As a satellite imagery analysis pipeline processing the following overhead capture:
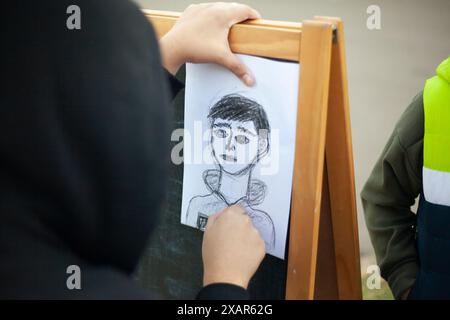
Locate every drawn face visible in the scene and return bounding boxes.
[211,118,266,175]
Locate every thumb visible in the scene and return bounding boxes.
[220,52,255,86]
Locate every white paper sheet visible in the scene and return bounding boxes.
[180,54,300,259]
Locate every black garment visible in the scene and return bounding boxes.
[0,0,247,299]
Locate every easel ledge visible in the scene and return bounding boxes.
[143,9,362,300]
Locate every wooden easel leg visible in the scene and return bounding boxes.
[314,163,339,299]
[315,16,362,300]
[286,20,333,300]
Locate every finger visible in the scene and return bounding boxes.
[184,3,212,15]
[220,52,255,86]
[231,207,251,225]
[205,215,217,232]
[197,3,215,7]
[208,211,222,224]
[229,204,247,215]
[227,3,261,25]
[204,214,217,231]
[204,207,226,230]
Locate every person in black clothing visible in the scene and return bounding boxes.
[0,1,265,299]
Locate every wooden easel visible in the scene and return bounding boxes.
[143,10,362,300]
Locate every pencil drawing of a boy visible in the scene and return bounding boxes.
[186,94,275,249]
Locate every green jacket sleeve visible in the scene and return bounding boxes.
[361,92,424,299]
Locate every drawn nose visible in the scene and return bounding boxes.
[226,135,235,151]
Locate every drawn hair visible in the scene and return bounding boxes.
[207,94,270,139]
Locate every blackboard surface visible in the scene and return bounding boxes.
[137,67,287,299]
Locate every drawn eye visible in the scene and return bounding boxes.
[214,129,228,138]
[235,135,250,144]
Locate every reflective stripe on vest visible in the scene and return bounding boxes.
[423,56,450,206]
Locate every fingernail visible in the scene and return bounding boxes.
[243,74,255,86]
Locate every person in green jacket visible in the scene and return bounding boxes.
[361,56,450,300]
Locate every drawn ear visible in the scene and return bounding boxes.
[258,137,269,156]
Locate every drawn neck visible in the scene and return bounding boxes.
[218,170,251,205]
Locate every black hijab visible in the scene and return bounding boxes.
[0,0,170,298]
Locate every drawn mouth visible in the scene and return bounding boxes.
[221,154,237,162]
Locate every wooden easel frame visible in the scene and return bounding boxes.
[143,10,362,300]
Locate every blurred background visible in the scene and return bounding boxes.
[135,0,450,299]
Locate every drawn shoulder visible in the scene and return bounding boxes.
[185,193,226,227]
[246,206,276,250]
